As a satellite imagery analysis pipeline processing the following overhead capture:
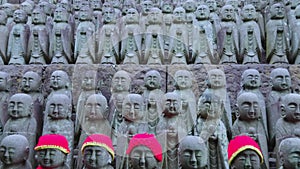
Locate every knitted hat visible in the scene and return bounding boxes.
[126,133,163,162]
[81,134,115,160]
[228,135,263,165]
[34,134,70,154]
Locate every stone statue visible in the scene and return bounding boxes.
[142,70,164,102]
[42,94,74,168]
[144,8,164,65]
[183,0,196,51]
[81,134,115,169]
[145,91,163,134]
[0,135,32,169]
[266,3,290,64]
[0,11,8,65]
[36,1,54,30]
[139,0,154,34]
[34,134,70,169]
[238,69,268,137]
[267,68,291,149]
[228,135,264,169]
[126,133,163,169]
[277,137,300,169]
[225,0,242,25]
[50,7,73,64]
[173,70,196,133]
[192,4,217,64]
[206,0,221,34]
[218,5,239,64]
[291,5,300,64]
[156,92,188,169]
[161,0,174,51]
[74,6,96,64]
[178,136,208,169]
[204,69,232,139]
[20,0,34,27]
[194,91,229,169]
[1,3,16,32]
[122,0,136,16]
[0,71,9,124]
[239,4,263,64]
[3,93,37,166]
[28,8,50,64]
[91,0,103,31]
[48,70,72,101]
[7,9,30,65]
[121,8,142,64]
[232,92,269,169]
[275,94,300,150]
[98,7,120,64]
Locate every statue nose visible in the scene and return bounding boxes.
[190,151,197,163]
[139,153,146,166]
[244,156,252,168]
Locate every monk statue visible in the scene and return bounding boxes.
[224,0,242,25]
[266,3,290,64]
[48,70,72,101]
[0,135,32,169]
[81,134,115,169]
[0,11,8,65]
[161,0,174,51]
[50,7,73,64]
[35,134,70,169]
[74,6,96,64]
[122,0,136,16]
[277,137,300,169]
[192,4,217,64]
[178,136,208,169]
[144,7,164,65]
[194,91,229,169]
[42,94,74,168]
[20,0,34,27]
[232,92,269,169]
[3,93,37,166]
[91,0,103,31]
[142,70,164,103]
[0,71,9,124]
[239,4,263,64]
[206,0,221,34]
[228,135,264,169]
[76,94,112,169]
[275,94,300,150]
[183,0,196,51]
[238,69,267,137]
[267,68,291,150]
[291,5,300,64]
[139,0,154,35]
[1,3,16,31]
[28,8,50,64]
[7,9,30,65]
[145,91,163,134]
[218,5,239,64]
[156,92,188,169]
[126,133,163,169]
[121,8,142,64]
[36,1,54,30]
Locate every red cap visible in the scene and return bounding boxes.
[126,133,162,162]
[228,135,263,165]
[81,134,115,160]
[34,134,70,154]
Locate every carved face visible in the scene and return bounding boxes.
[242,5,256,21]
[249,0,261,10]
[81,71,97,91]
[122,1,134,15]
[226,0,239,9]
[175,70,193,89]
[79,7,92,21]
[281,94,300,122]
[73,0,81,10]
[221,5,235,21]
[126,8,139,24]
[103,7,116,23]
[148,8,162,24]
[145,71,161,90]
[195,5,210,20]
[0,11,7,25]
[0,72,8,91]
[8,94,32,119]
[54,7,68,22]
[184,0,196,12]
[91,0,102,9]
[122,94,143,122]
[180,146,206,169]
[22,71,41,93]
[270,3,285,19]
[13,10,27,23]
[141,1,153,14]
[242,69,261,89]
[37,2,52,15]
[206,0,217,12]
[84,95,107,121]
[230,150,260,169]
[237,94,260,121]
[36,149,66,168]
[32,9,46,24]
[2,4,14,17]
[47,96,69,119]
[162,2,173,13]
[20,2,33,14]
[271,69,291,91]
[83,146,112,168]
[112,71,130,93]
[50,71,69,90]
[207,69,226,89]
[198,94,220,119]
[173,7,186,22]
[163,93,180,115]
[129,146,158,169]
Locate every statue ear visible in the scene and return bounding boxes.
[278,151,284,167]
[280,104,286,118]
[234,104,240,118]
[24,146,29,161]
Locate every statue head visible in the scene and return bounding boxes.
[13,9,28,24]
[1,3,15,17]
[173,7,186,22]
[20,1,34,15]
[46,94,71,120]
[278,137,300,169]
[32,7,46,24]
[102,2,113,12]
[126,133,162,169]
[270,68,291,91]
[207,69,226,89]
[122,0,135,15]
[198,91,223,119]
[228,135,263,169]
[163,92,181,116]
[91,0,102,10]
[54,6,69,22]
[174,70,193,90]
[82,134,114,169]
[35,134,70,168]
[122,94,144,122]
[220,5,235,21]
[84,94,108,121]
[225,0,239,9]
[147,91,163,120]
[22,71,42,93]
[79,6,93,21]
[248,0,262,11]
[111,70,131,93]
[148,7,162,24]
[195,4,210,20]
[179,136,208,169]
[81,70,97,91]
[144,70,162,90]
[236,92,260,121]
[8,93,33,119]
[0,135,29,167]
[141,0,154,15]
[50,70,71,90]
[280,94,300,122]
[103,6,116,24]
[37,1,53,16]
[183,0,196,12]
[241,69,261,89]
[241,4,257,21]
[0,10,7,25]
[161,0,173,13]
[270,3,285,19]
[57,0,71,13]
[206,0,217,12]
[0,71,9,91]
[125,8,139,24]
